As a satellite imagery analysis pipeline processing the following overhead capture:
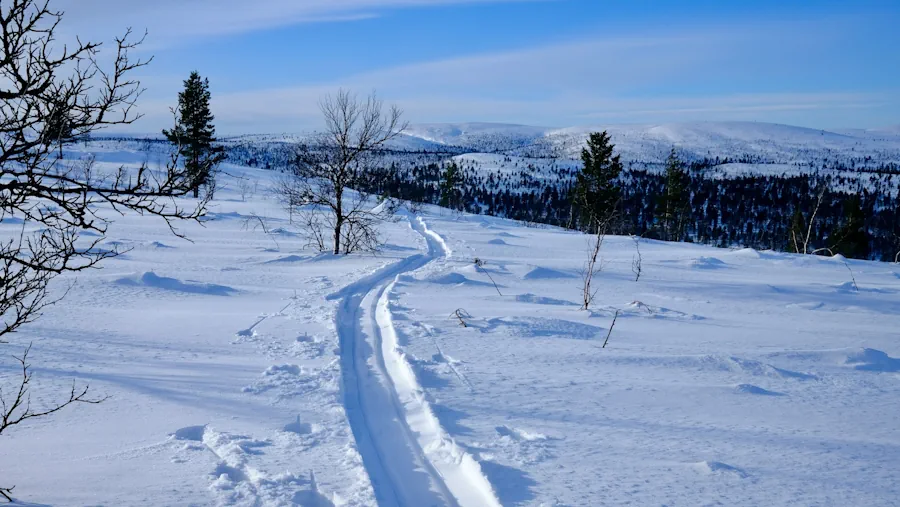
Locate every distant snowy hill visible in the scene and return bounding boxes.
[403,122,549,150]
[404,121,900,165]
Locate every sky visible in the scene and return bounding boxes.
[52,0,900,134]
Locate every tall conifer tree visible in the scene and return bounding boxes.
[657,148,690,241]
[439,161,462,210]
[164,72,225,198]
[572,131,622,230]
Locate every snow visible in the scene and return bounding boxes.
[2,146,900,506]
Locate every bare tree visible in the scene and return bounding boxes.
[237,176,258,202]
[581,211,616,310]
[1,0,206,498]
[277,90,407,255]
[581,213,615,310]
[631,235,643,282]
[791,182,827,255]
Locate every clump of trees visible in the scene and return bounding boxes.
[0,0,207,500]
[277,90,407,255]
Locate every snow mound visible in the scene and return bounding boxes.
[115,272,237,296]
[269,227,298,237]
[523,266,576,280]
[836,281,860,293]
[264,364,303,376]
[428,272,493,287]
[734,384,785,396]
[515,293,577,306]
[488,238,508,245]
[172,425,207,441]
[727,248,761,259]
[265,255,308,264]
[693,461,749,478]
[283,416,315,435]
[495,425,549,442]
[483,317,602,340]
[845,348,900,372]
[715,356,817,380]
[146,241,175,249]
[689,257,727,269]
[622,301,704,321]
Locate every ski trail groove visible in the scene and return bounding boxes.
[328,215,500,507]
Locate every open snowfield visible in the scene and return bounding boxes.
[2,149,900,506]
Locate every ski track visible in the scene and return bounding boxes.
[328,216,499,507]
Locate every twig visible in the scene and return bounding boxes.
[474,258,503,296]
[450,308,470,327]
[602,310,620,348]
[843,260,859,292]
[242,213,280,250]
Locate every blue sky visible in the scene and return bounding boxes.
[57,0,899,133]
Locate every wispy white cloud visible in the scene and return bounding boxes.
[54,0,550,45]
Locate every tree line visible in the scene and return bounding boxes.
[353,135,900,262]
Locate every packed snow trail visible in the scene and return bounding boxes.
[328,215,499,507]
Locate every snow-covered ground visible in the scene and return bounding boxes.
[3,149,900,506]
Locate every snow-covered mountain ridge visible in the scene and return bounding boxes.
[403,121,900,164]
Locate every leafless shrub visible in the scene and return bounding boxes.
[450,308,471,328]
[237,177,258,202]
[581,211,616,310]
[631,235,643,282]
[242,213,279,250]
[275,90,407,255]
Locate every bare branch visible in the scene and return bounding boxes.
[450,308,471,328]
[601,310,620,348]
[473,258,502,296]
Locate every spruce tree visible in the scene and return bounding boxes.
[163,71,225,198]
[439,161,462,210]
[657,148,690,241]
[829,195,870,259]
[789,208,807,253]
[572,131,622,230]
